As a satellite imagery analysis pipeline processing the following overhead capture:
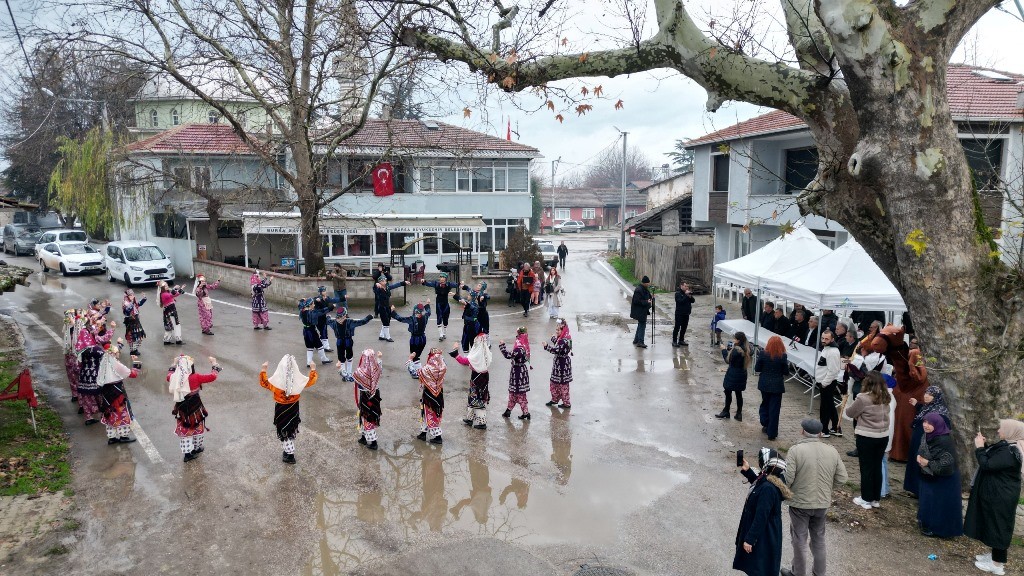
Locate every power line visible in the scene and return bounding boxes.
[5,0,38,87]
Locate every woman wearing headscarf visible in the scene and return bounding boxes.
[915,412,963,538]
[755,336,788,441]
[193,274,221,335]
[250,270,273,330]
[97,338,139,444]
[966,420,1024,575]
[545,268,563,319]
[543,318,573,409]
[121,289,147,358]
[167,354,222,462]
[905,384,950,496]
[77,336,108,426]
[500,327,531,420]
[410,348,446,444]
[259,355,318,463]
[350,348,383,450]
[733,448,791,575]
[451,333,493,430]
[157,281,185,345]
[62,309,84,408]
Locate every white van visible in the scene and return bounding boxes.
[105,241,175,286]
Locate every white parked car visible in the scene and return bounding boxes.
[38,242,106,276]
[535,240,559,268]
[105,241,175,286]
[34,229,89,259]
[553,220,585,233]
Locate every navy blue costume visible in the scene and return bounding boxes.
[391,304,431,361]
[455,297,481,353]
[422,280,455,328]
[327,314,373,361]
[461,284,491,335]
[373,281,406,326]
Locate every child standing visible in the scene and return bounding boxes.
[259,355,318,464]
[350,349,383,450]
[328,308,374,380]
[500,327,531,420]
[712,305,727,345]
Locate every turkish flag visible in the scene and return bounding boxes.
[373,162,394,196]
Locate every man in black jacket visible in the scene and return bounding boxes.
[789,310,810,343]
[673,281,695,347]
[760,301,777,332]
[772,308,791,337]
[741,288,757,322]
[557,241,568,269]
[630,276,654,348]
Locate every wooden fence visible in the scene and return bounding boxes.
[633,238,713,293]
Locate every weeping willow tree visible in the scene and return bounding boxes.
[48,127,120,238]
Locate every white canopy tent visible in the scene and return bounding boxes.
[713,225,833,289]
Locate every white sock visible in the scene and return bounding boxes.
[318,347,329,362]
[384,326,391,339]
[321,339,331,351]
[306,349,314,365]
[345,360,353,376]
[380,325,386,338]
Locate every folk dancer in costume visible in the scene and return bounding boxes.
[259,355,318,464]
[77,338,108,425]
[89,298,112,318]
[543,318,573,409]
[499,327,531,420]
[251,270,273,330]
[299,298,332,366]
[421,273,455,340]
[97,338,139,444]
[312,286,340,352]
[158,281,185,345]
[167,354,222,462]
[121,289,147,362]
[327,307,373,381]
[391,302,431,378]
[62,309,85,408]
[350,348,383,450]
[410,348,446,444]
[461,281,491,338]
[193,274,221,336]
[374,277,410,342]
[545,268,564,320]
[454,294,482,354]
[450,333,493,430]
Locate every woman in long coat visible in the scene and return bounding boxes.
[734,448,791,575]
[905,383,950,496]
[755,336,788,441]
[965,419,1024,575]
[916,413,963,538]
[717,331,751,421]
[543,318,573,409]
[545,269,563,319]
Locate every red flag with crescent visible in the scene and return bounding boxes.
[372,162,394,196]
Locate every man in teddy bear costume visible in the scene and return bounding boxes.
[870,324,926,462]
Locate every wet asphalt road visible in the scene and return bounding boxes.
[1,236,938,575]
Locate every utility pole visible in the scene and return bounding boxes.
[550,157,560,233]
[620,131,628,257]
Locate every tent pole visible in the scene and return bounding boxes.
[808,315,823,414]
[712,275,718,346]
[751,288,762,374]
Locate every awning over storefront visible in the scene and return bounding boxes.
[241,212,486,234]
[242,215,377,235]
[373,217,486,233]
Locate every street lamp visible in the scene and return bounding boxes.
[40,87,110,132]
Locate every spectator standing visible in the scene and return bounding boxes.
[325,263,348,306]
[629,276,654,348]
[789,303,813,323]
[916,413,963,538]
[733,449,790,576]
[673,281,695,347]
[755,336,788,441]
[780,419,848,576]
[516,263,535,317]
[741,288,757,322]
[716,332,750,421]
[965,420,1024,576]
[843,372,892,509]
[557,241,568,269]
[814,331,842,437]
[905,385,949,496]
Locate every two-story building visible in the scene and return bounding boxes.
[539,186,648,231]
[687,64,1024,265]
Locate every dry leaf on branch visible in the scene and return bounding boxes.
[614,99,624,110]
[575,104,593,116]
[505,52,518,64]
[463,107,472,118]
[578,53,589,63]
[487,53,499,64]
[500,76,516,88]
[561,37,568,47]
[580,86,589,96]
[546,100,555,111]
[555,114,564,123]
[594,85,603,97]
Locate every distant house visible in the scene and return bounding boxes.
[687,64,1024,266]
[540,185,647,231]
[642,171,694,210]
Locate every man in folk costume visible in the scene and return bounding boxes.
[250,270,273,330]
[463,281,491,337]
[454,294,482,354]
[167,354,222,462]
[543,318,574,409]
[450,333,492,430]
[97,338,139,444]
[121,289,147,361]
[193,274,221,335]
[410,348,446,444]
[259,355,318,464]
[499,327,531,420]
[63,309,85,409]
[349,348,383,450]
[421,272,455,340]
[391,302,431,379]
[328,307,374,381]
[158,281,185,345]
[312,286,339,352]
[299,298,332,366]
[374,276,410,342]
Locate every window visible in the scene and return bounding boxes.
[208,109,219,123]
[493,227,506,251]
[166,166,211,190]
[626,210,638,219]
[731,227,750,259]
[194,167,211,190]
[433,167,456,191]
[456,168,471,192]
[441,232,462,253]
[582,208,596,220]
[347,234,371,256]
[712,154,730,192]
[472,167,493,192]
[150,109,159,127]
[962,139,1003,191]
[237,110,248,129]
[507,166,529,192]
[784,147,819,193]
[154,213,188,239]
[555,209,570,221]
[171,109,180,126]
[418,166,432,191]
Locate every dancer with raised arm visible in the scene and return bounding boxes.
[543,318,573,409]
[450,333,493,430]
[259,355,318,464]
[350,348,383,450]
[167,354,222,462]
[499,327,531,420]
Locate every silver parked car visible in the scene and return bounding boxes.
[2,224,41,256]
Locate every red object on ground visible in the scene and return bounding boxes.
[0,369,38,408]
[373,163,394,196]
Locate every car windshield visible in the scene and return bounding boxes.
[18,231,40,240]
[59,231,88,242]
[61,244,97,255]
[537,242,555,251]
[123,246,166,261]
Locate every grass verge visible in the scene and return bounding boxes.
[607,255,666,293]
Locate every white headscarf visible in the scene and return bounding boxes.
[467,333,492,373]
[169,355,195,402]
[98,348,132,385]
[268,354,307,397]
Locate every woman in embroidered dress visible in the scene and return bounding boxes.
[193,274,221,335]
[77,339,107,425]
[122,289,147,357]
[259,355,317,464]
[167,354,222,462]
[349,348,383,450]
[62,309,84,407]
[98,339,139,444]
[499,327,531,420]
[158,281,185,345]
[543,318,573,409]
[251,270,273,330]
[410,348,446,444]
[450,333,492,430]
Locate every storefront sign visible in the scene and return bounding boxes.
[380,225,485,233]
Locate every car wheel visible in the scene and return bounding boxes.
[60,263,69,277]
[123,273,133,288]
[108,271,116,282]
[39,259,47,272]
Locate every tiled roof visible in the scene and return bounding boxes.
[541,187,647,208]
[687,64,1024,147]
[336,119,540,155]
[125,124,261,155]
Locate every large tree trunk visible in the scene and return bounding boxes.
[206,197,223,262]
[295,182,324,277]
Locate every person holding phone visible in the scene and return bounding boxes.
[733,448,790,576]
[965,420,1024,575]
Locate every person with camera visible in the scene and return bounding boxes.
[733,447,791,575]
[780,419,847,576]
[814,331,842,438]
[630,276,654,348]
[673,281,695,347]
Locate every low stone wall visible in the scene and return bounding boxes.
[192,259,405,308]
